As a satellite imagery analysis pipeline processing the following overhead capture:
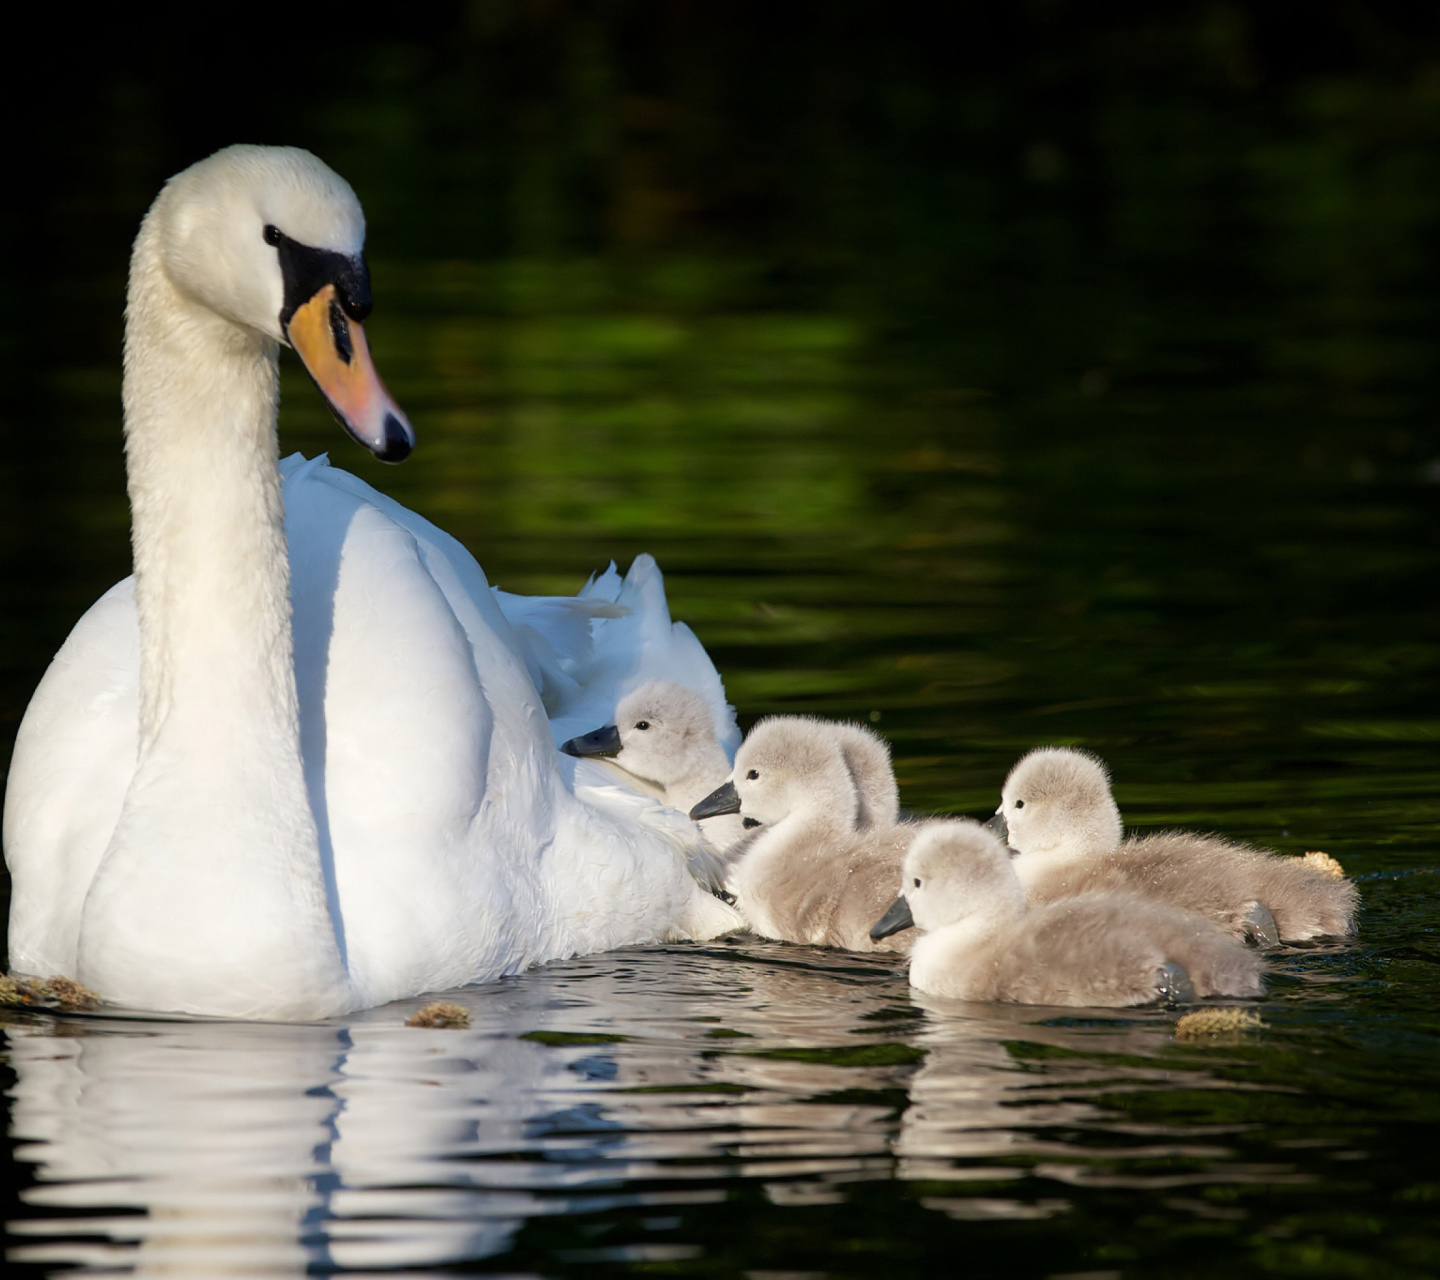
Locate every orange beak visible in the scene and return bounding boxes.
[286,284,415,462]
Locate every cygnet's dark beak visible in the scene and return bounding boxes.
[560,724,622,759]
[690,779,741,820]
[870,894,914,941]
[983,810,1023,858]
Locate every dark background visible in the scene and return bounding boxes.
[8,1,1439,780]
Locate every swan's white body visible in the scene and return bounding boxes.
[2,146,738,1019]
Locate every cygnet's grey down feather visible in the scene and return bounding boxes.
[739,825,914,954]
[562,680,748,859]
[877,821,1265,1006]
[996,747,1359,941]
[826,721,901,829]
[701,716,916,953]
[1038,831,1359,941]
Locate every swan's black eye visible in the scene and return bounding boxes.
[746,769,759,781]
[634,721,650,731]
[263,224,281,246]
[913,877,921,888]
[1015,799,1025,809]
[328,295,353,365]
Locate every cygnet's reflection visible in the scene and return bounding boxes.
[893,992,1261,1221]
[3,943,1246,1274]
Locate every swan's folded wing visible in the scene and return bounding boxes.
[283,456,743,981]
[491,589,628,716]
[4,579,140,976]
[492,590,627,665]
[284,455,539,692]
[569,758,731,897]
[286,464,737,757]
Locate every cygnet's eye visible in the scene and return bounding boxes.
[746,769,759,781]
[263,224,281,246]
[1014,799,1025,809]
[913,877,921,888]
[634,721,650,731]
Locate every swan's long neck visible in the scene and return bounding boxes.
[124,214,295,757]
[80,208,350,1019]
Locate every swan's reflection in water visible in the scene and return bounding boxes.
[4,942,1279,1275]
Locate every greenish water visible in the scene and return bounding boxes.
[3,6,1440,1276]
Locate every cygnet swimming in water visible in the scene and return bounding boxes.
[689,716,914,953]
[990,747,1359,943]
[869,820,1265,1005]
[560,680,748,856]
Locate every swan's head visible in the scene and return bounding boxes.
[561,681,723,791]
[990,746,1122,860]
[870,819,1023,940]
[690,716,854,827]
[144,144,414,462]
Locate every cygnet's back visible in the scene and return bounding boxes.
[994,748,1359,942]
[696,716,914,953]
[827,721,901,829]
[562,680,746,855]
[873,821,1265,1006]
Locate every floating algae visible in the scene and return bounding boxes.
[0,975,102,1012]
[406,1001,471,1029]
[1301,851,1346,880]
[1174,1007,1265,1042]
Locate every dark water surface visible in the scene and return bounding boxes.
[3,6,1440,1276]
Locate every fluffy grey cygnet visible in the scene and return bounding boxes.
[870,820,1265,1005]
[561,680,748,856]
[993,747,1359,942]
[693,716,914,952]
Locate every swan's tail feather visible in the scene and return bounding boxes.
[491,589,631,715]
[578,560,625,602]
[542,556,738,753]
[493,590,629,666]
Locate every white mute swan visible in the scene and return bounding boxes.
[869,821,1265,1005]
[989,747,1358,942]
[2,145,739,1020]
